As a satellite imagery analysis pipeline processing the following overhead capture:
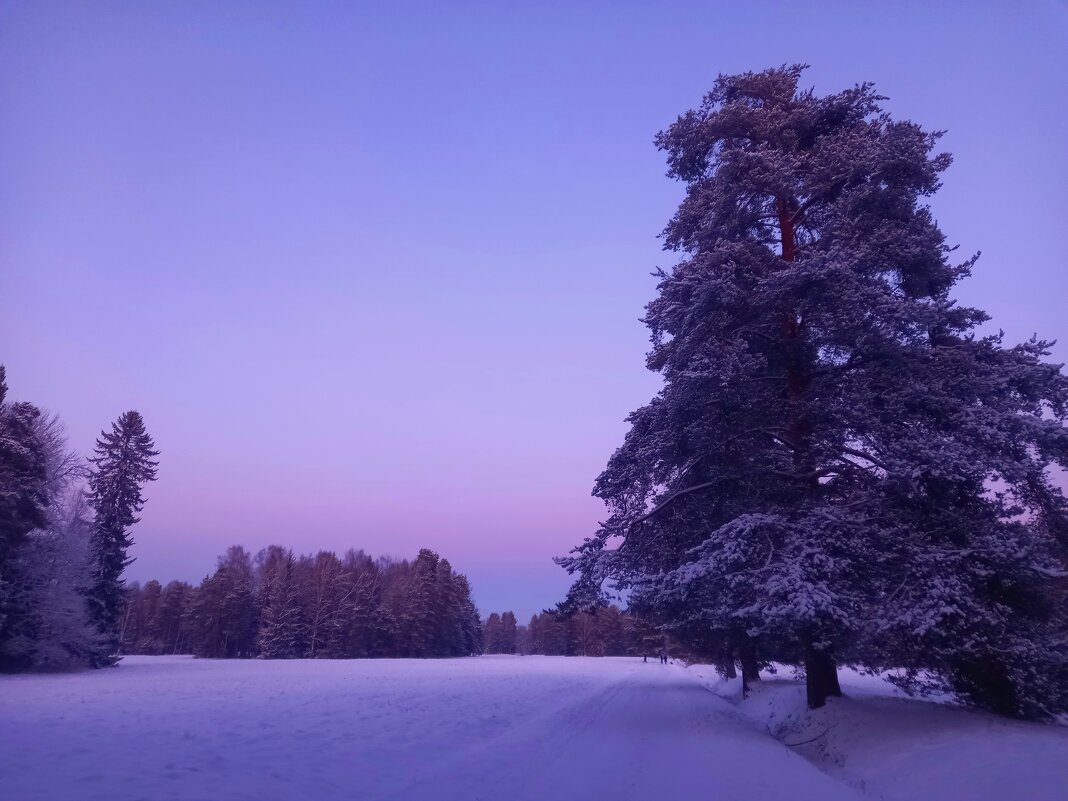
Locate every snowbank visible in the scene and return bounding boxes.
[689,663,1068,801]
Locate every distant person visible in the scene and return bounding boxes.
[660,649,668,665]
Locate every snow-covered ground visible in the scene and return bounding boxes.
[2,655,1065,801]
[692,663,1068,801]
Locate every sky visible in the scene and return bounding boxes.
[2,1,1066,622]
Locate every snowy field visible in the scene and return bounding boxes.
[2,655,1066,801]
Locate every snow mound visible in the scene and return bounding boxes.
[690,663,1068,801]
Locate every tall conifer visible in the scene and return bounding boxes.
[562,66,1068,716]
[86,411,158,664]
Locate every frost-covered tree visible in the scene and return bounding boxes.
[186,546,258,658]
[453,574,483,656]
[1,411,100,671]
[561,65,1068,716]
[86,411,159,665]
[339,550,389,657]
[397,548,439,657]
[432,557,462,656]
[381,549,481,658]
[6,488,102,670]
[256,546,305,658]
[0,367,49,544]
[0,367,50,668]
[300,550,348,658]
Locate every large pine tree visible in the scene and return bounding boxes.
[86,410,159,665]
[562,66,1068,717]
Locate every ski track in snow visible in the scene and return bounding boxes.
[2,655,861,801]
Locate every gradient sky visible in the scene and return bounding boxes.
[2,1,1066,622]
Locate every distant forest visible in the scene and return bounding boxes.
[482,607,666,658]
[122,546,482,659]
[125,547,674,662]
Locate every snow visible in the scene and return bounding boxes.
[2,656,1065,801]
[1,655,862,801]
[691,664,1068,801]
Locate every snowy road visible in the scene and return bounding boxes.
[1,655,860,801]
[391,659,860,801]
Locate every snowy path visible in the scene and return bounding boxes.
[390,661,860,801]
[0,655,860,801]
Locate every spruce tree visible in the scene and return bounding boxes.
[401,549,440,657]
[86,410,159,665]
[454,574,483,656]
[562,65,1068,716]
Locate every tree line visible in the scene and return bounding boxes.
[561,66,1068,719]
[122,546,482,659]
[483,606,668,659]
[0,366,158,671]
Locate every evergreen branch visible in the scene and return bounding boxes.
[632,480,724,527]
[838,447,888,471]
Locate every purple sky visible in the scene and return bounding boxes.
[2,2,1066,622]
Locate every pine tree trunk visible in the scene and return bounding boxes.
[805,643,842,709]
[781,199,839,711]
[776,195,811,458]
[776,197,797,263]
[720,658,737,679]
[740,640,760,698]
